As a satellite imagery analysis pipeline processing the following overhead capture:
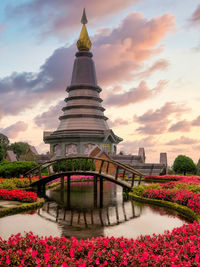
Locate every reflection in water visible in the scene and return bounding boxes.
[0,181,189,240]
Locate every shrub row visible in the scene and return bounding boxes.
[0,161,37,178]
[0,198,44,218]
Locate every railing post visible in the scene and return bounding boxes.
[100,177,103,208]
[122,169,126,180]
[115,166,119,180]
[67,175,71,209]
[131,173,135,187]
[83,158,88,171]
[106,162,109,174]
[99,160,104,174]
[28,174,32,184]
[60,176,64,203]
[39,166,42,180]
[138,175,142,185]
[90,159,95,171]
[93,175,97,208]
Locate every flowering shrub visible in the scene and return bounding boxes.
[143,188,200,214]
[0,222,200,266]
[0,177,39,190]
[0,189,38,203]
[47,175,94,186]
[145,175,200,184]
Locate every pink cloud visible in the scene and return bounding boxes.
[192,115,200,126]
[6,0,139,39]
[34,101,64,130]
[169,120,191,132]
[190,4,200,24]
[104,80,167,107]
[108,118,129,128]
[166,136,199,145]
[94,12,175,86]
[134,102,188,135]
[0,121,28,139]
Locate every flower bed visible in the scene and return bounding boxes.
[0,177,39,190]
[145,175,200,184]
[143,188,200,214]
[0,222,200,266]
[0,189,38,203]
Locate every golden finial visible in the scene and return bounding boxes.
[77,8,92,51]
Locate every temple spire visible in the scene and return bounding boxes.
[77,8,92,51]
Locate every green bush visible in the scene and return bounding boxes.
[173,155,196,175]
[132,184,161,196]
[0,161,37,178]
[53,158,96,173]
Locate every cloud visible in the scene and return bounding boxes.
[108,118,129,128]
[119,136,157,154]
[5,0,139,39]
[94,12,175,86]
[134,102,188,135]
[135,59,169,79]
[166,136,199,145]
[0,121,28,139]
[34,101,64,130]
[104,80,167,107]
[0,12,174,120]
[168,120,191,132]
[192,115,200,126]
[190,4,200,25]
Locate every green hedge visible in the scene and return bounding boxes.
[129,193,200,223]
[0,161,37,178]
[53,158,96,172]
[0,198,44,218]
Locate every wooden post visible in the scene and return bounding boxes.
[91,210,94,224]
[106,162,109,174]
[106,208,110,225]
[122,169,126,180]
[67,175,71,209]
[100,177,103,208]
[99,160,104,174]
[99,209,104,226]
[131,174,135,187]
[122,202,127,221]
[115,206,119,224]
[83,212,88,228]
[39,166,42,180]
[60,176,64,203]
[93,176,97,208]
[115,166,119,180]
[138,175,142,185]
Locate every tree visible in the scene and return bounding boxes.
[196,158,200,176]
[173,155,196,175]
[0,133,9,150]
[9,142,30,157]
[0,143,5,162]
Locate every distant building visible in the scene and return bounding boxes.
[5,150,18,162]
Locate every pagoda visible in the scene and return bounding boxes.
[44,9,122,157]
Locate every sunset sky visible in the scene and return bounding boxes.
[0,0,200,166]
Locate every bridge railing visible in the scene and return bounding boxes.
[25,156,144,186]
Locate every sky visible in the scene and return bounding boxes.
[0,0,200,166]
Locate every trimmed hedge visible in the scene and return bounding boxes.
[53,158,95,172]
[0,198,44,218]
[129,192,200,223]
[0,161,37,178]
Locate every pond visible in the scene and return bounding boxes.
[0,181,189,240]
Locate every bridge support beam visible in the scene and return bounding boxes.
[60,176,65,203]
[67,175,71,209]
[93,175,97,208]
[100,177,103,208]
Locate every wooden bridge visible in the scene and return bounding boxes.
[26,156,144,191]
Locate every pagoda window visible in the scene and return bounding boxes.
[66,144,78,155]
[53,144,61,156]
[83,143,95,154]
[102,143,111,154]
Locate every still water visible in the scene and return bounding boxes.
[0,181,188,240]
